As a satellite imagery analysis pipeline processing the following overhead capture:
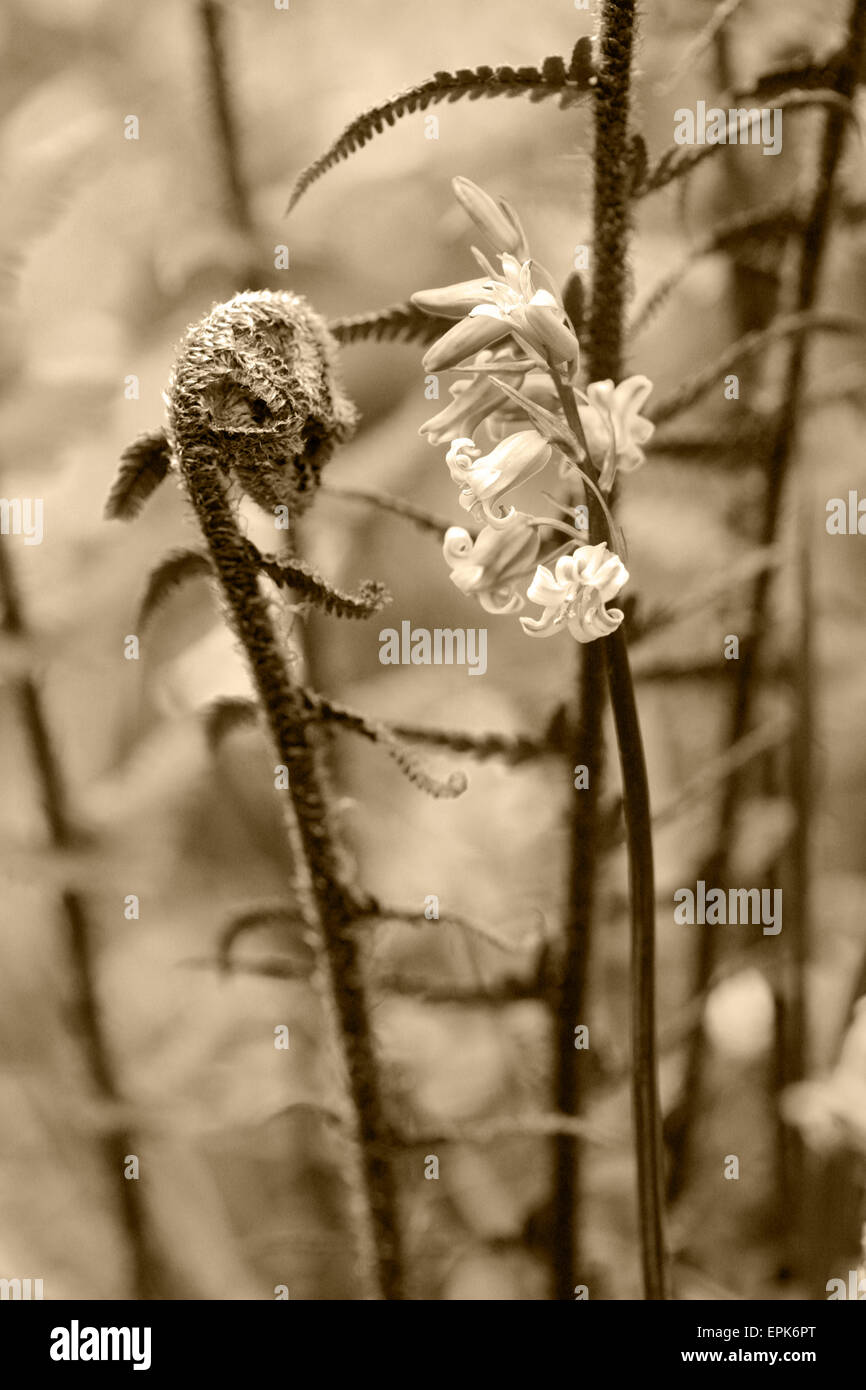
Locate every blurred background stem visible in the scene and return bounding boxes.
[0,536,151,1298]
[198,0,262,286]
[553,642,604,1299]
[668,0,866,1221]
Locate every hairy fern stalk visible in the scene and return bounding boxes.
[110,290,408,1299]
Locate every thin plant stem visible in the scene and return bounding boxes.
[603,626,669,1299]
[711,19,785,340]
[776,489,812,1270]
[666,0,789,1226]
[0,538,151,1298]
[198,0,262,284]
[669,0,866,1204]
[199,0,253,235]
[179,453,403,1300]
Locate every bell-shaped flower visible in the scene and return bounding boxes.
[466,257,579,369]
[419,374,505,445]
[578,376,655,491]
[519,301,582,366]
[411,277,503,320]
[520,542,628,643]
[423,312,514,372]
[420,256,580,372]
[443,515,541,614]
[446,430,552,526]
[451,176,528,258]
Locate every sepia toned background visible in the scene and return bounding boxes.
[1,0,865,1299]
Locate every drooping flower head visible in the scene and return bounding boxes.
[412,179,646,646]
[443,516,541,614]
[578,376,655,491]
[419,347,517,446]
[520,542,629,643]
[446,431,552,526]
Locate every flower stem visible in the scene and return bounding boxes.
[180,453,403,1300]
[529,516,585,541]
[603,626,669,1299]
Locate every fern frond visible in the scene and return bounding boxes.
[382,737,468,799]
[328,301,443,347]
[389,721,548,763]
[648,411,777,467]
[636,91,854,198]
[733,48,843,103]
[376,970,542,1004]
[320,483,465,540]
[659,0,748,92]
[361,903,540,956]
[286,39,595,212]
[649,311,866,424]
[379,937,550,1003]
[651,716,795,834]
[634,546,782,643]
[297,690,467,796]
[301,688,549,764]
[245,541,390,618]
[137,548,213,630]
[105,431,173,521]
[394,1113,616,1148]
[630,198,803,335]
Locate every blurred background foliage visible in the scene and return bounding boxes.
[1,0,865,1299]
